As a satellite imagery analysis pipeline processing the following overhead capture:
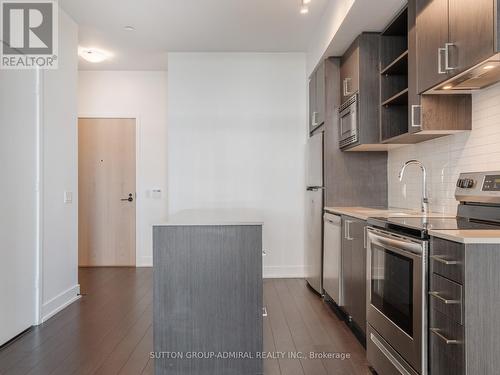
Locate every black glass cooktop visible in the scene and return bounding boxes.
[368,215,500,239]
[373,216,500,231]
[382,216,500,231]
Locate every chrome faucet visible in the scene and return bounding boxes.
[399,160,429,214]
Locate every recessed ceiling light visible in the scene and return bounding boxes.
[78,47,112,63]
[483,65,495,70]
[300,5,309,14]
[442,85,453,90]
[302,0,312,4]
[124,25,136,31]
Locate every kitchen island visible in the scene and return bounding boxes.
[153,209,264,375]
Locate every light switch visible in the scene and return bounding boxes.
[64,191,73,204]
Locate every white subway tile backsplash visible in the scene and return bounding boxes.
[388,82,500,214]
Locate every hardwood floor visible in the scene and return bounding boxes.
[0,268,370,375]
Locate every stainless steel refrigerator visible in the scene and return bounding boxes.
[305,132,324,294]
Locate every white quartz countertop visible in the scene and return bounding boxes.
[428,230,500,244]
[323,206,453,221]
[324,206,500,244]
[154,209,264,226]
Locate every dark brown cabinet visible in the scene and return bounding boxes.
[341,216,366,335]
[416,0,498,93]
[429,236,500,375]
[340,43,360,105]
[309,61,326,133]
[339,33,381,150]
[415,0,450,93]
[379,0,472,144]
[448,0,495,75]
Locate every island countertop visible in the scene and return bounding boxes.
[154,208,264,226]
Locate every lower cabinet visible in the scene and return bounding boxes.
[341,216,367,335]
[430,237,500,375]
[153,224,263,375]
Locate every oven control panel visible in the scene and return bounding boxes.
[482,175,500,191]
[455,171,500,203]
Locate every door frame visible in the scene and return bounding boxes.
[77,114,142,268]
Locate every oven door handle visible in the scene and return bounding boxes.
[367,228,424,257]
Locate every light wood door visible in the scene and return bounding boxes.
[78,118,136,266]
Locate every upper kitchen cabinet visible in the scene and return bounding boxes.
[415,0,450,92]
[309,61,326,134]
[340,42,360,105]
[340,33,381,151]
[380,0,472,144]
[416,0,500,93]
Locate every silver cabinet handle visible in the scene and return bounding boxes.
[445,43,456,71]
[311,112,318,126]
[430,328,461,344]
[344,78,353,96]
[370,333,413,375]
[262,307,268,317]
[429,291,460,305]
[411,105,422,128]
[438,47,447,74]
[364,226,367,249]
[431,255,460,265]
[345,220,354,241]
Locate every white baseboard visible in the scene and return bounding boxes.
[136,255,153,267]
[264,266,305,279]
[41,284,81,323]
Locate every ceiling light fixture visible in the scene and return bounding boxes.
[442,85,453,90]
[302,0,312,4]
[300,5,309,14]
[483,65,495,70]
[124,25,136,31]
[78,47,112,63]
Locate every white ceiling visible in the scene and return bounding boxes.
[59,0,329,71]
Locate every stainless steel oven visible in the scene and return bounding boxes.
[366,227,428,375]
[338,94,358,148]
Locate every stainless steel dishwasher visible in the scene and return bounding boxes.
[323,213,342,306]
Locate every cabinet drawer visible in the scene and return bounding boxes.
[430,273,463,325]
[430,237,464,284]
[430,309,465,375]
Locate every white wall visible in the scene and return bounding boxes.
[388,83,500,214]
[40,9,80,322]
[167,53,307,278]
[78,71,169,267]
[0,70,38,344]
[0,8,80,337]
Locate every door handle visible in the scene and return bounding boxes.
[344,78,352,96]
[429,291,460,305]
[431,255,460,265]
[438,47,447,74]
[445,43,456,71]
[121,193,134,202]
[411,105,422,128]
[345,220,354,240]
[430,328,461,345]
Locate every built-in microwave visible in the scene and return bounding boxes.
[338,94,358,149]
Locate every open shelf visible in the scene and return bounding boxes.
[382,88,408,107]
[381,7,408,36]
[381,50,408,76]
